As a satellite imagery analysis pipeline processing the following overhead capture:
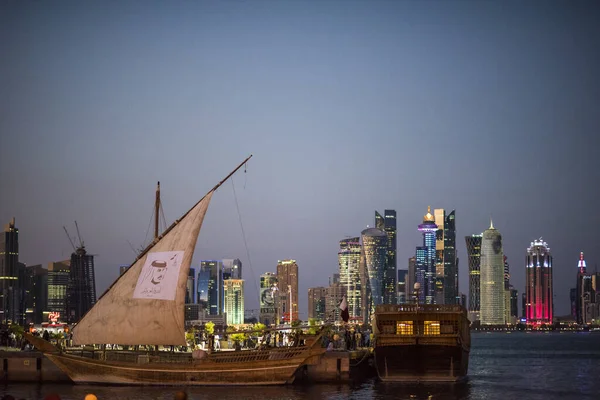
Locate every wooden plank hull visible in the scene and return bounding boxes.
[46,349,324,386]
[374,342,469,383]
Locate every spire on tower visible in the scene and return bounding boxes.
[490,218,494,230]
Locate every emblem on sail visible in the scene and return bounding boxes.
[133,251,184,300]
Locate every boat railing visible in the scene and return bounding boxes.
[375,304,466,314]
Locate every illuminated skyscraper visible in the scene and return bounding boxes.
[504,256,511,324]
[223,279,244,325]
[465,234,482,322]
[47,261,70,321]
[276,260,299,322]
[375,210,397,304]
[338,237,362,320]
[417,207,437,304]
[526,239,553,325]
[198,261,222,316]
[480,220,505,325]
[361,227,387,322]
[259,272,278,325]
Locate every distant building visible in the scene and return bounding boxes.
[407,257,416,303]
[329,273,340,285]
[186,268,195,304]
[397,269,407,304]
[0,218,24,324]
[417,207,437,304]
[222,259,242,280]
[525,239,553,325]
[433,209,458,305]
[24,264,48,325]
[308,287,327,321]
[325,281,345,322]
[480,220,505,325]
[570,287,577,320]
[259,272,278,326]
[575,252,588,324]
[510,287,519,320]
[338,237,362,320]
[47,261,70,321]
[361,227,387,323]
[465,234,483,322]
[276,260,299,322]
[504,256,511,324]
[375,210,397,305]
[223,279,244,325]
[66,247,96,324]
[184,303,200,321]
[198,261,222,316]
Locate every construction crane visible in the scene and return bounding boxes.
[63,226,77,252]
[74,220,85,249]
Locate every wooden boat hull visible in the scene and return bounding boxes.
[45,348,325,386]
[374,340,469,383]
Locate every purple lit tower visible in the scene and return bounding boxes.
[416,207,438,304]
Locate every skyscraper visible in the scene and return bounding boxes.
[222,259,243,280]
[480,220,505,325]
[308,287,327,320]
[66,246,96,324]
[338,237,362,321]
[575,252,587,324]
[276,260,299,322]
[383,210,397,305]
[198,261,222,316]
[465,234,482,322]
[0,218,24,324]
[407,257,416,303]
[259,272,278,325]
[417,207,437,304]
[47,260,70,321]
[526,239,553,325]
[444,211,458,305]
[223,279,244,325]
[504,256,511,324]
[510,287,519,321]
[361,227,387,322]
[325,279,345,322]
[24,264,48,325]
[434,209,446,304]
[186,268,196,304]
[397,269,407,304]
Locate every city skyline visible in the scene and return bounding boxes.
[2,1,599,318]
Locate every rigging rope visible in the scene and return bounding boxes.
[230,176,260,309]
[142,201,155,248]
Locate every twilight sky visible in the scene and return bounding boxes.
[1,1,599,318]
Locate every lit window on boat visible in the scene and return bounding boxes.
[396,321,413,335]
[424,321,440,335]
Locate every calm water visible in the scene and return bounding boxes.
[3,332,600,400]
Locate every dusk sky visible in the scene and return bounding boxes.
[1,1,599,318]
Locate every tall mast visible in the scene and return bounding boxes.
[155,181,160,239]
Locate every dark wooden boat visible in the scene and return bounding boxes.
[373,303,471,382]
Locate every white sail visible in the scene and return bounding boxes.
[72,191,214,346]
